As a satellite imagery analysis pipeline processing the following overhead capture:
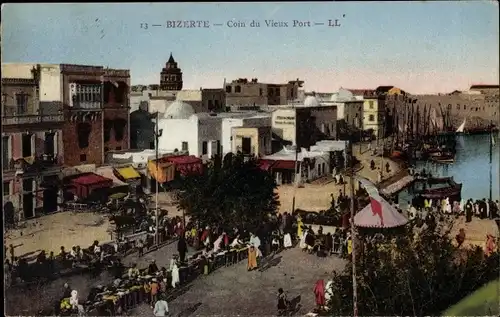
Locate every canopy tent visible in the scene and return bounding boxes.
[354,198,408,228]
[148,159,175,183]
[70,173,113,199]
[165,155,203,176]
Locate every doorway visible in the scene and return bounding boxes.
[42,176,59,214]
[22,179,34,219]
[242,137,252,155]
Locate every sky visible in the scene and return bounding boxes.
[2,2,499,94]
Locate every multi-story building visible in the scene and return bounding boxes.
[346,88,387,139]
[61,64,130,167]
[271,96,338,150]
[391,85,499,133]
[225,78,304,110]
[2,63,65,221]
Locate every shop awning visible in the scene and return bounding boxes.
[166,155,203,176]
[95,166,128,187]
[70,173,114,199]
[148,159,175,183]
[258,159,277,171]
[272,160,296,170]
[115,166,141,181]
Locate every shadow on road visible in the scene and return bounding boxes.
[177,302,202,317]
[259,255,282,272]
[288,294,302,316]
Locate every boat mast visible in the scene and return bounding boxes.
[489,120,493,201]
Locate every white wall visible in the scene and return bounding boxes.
[157,117,199,155]
[198,117,222,160]
[39,64,62,102]
[272,109,296,145]
[221,118,245,156]
[1,63,38,79]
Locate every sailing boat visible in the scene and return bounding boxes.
[456,118,466,134]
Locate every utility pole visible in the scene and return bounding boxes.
[348,138,358,317]
[154,113,163,246]
[291,145,300,213]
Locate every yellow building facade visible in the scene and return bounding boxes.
[232,127,272,157]
[363,96,386,139]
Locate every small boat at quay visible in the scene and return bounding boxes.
[429,151,455,164]
[420,176,462,200]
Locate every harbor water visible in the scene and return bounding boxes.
[398,133,500,209]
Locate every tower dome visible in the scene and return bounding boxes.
[304,95,319,107]
[164,100,195,119]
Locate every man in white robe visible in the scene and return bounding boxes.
[249,233,262,257]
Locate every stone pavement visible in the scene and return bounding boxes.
[131,247,347,316]
[4,212,112,257]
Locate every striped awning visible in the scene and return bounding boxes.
[115,166,141,180]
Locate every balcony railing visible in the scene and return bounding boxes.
[2,154,60,173]
[2,114,65,125]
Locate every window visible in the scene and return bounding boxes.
[369,114,375,122]
[369,101,374,109]
[116,146,122,150]
[2,136,10,170]
[113,119,126,141]
[3,181,10,196]
[103,119,113,142]
[77,123,92,149]
[208,100,214,110]
[182,142,188,152]
[44,132,55,155]
[80,154,87,162]
[216,140,221,155]
[464,105,467,110]
[72,84,101,109]
[2,93,7,105]
[456,104,460,110]
[16,93,28,114]
[235,85,241,93]
[22,133,32,157]
[225,86,232,93]
[202,141,208,155]
[260,88,263,96]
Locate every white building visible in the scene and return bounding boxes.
[156,101,271,161]
[261,146,331,185]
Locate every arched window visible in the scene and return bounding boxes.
[103,119,113,142]
[77,123,92,149]
[113,118,127,141]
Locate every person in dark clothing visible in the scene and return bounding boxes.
[148,259,159,275]
[277,288,288,316]
[177,236,188,263]
[62,283,72,299]
[325,233,333,255]
[465,199,473,222]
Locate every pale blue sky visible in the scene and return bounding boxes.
[2,2,498,93]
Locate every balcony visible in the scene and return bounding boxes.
[6,154,61,175]
[2,107,64,125]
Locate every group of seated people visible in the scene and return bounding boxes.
[5,241,117,286]
[299,226,352,258]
